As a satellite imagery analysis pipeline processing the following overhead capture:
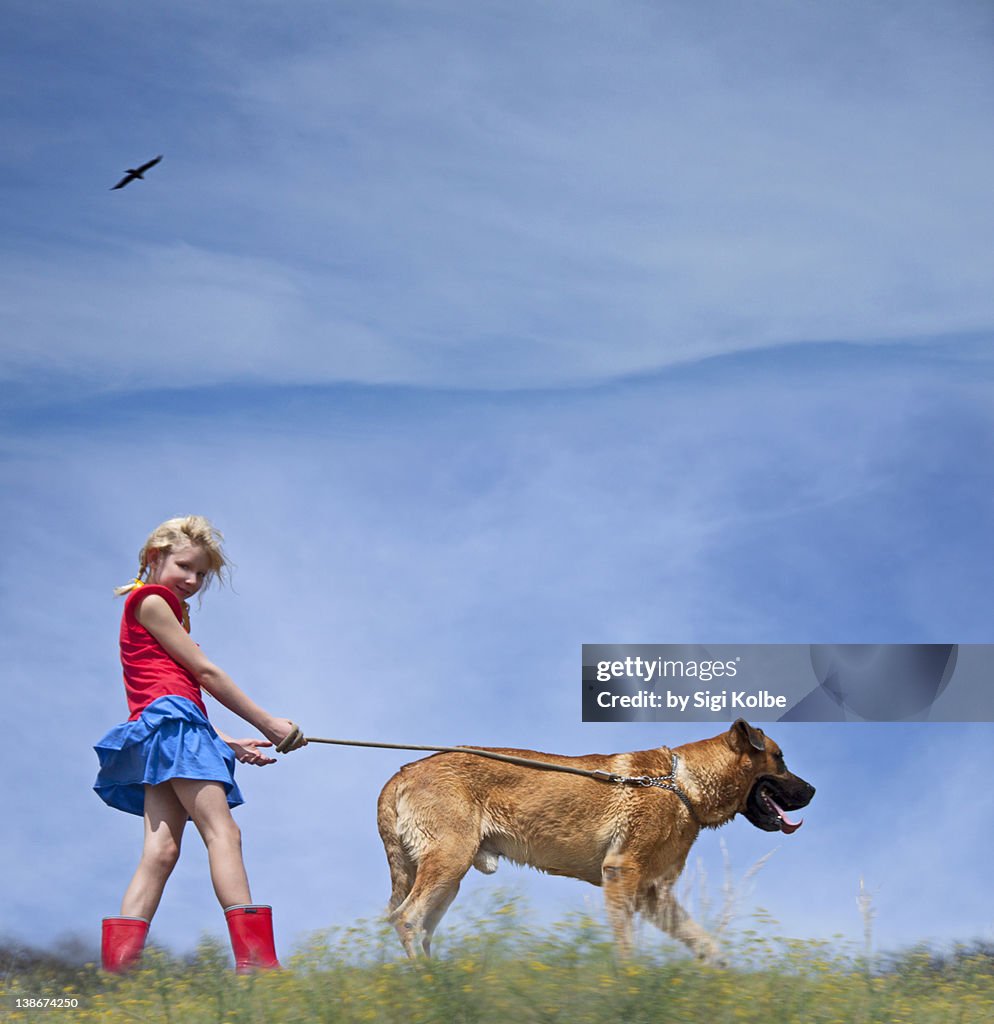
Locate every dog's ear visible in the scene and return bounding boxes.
[728,718,766,753]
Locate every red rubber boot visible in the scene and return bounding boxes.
[224,905,282,973]
[101,917,149,973]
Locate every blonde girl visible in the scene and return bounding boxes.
[93,516,303,973]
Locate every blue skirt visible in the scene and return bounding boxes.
[93,695,244,817]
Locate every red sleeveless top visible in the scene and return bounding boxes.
[120,584,208,721]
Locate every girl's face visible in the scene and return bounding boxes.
[147,542,211,602]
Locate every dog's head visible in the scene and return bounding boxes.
[727,719,815,834]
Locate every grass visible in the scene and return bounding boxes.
[3,897,994,1024]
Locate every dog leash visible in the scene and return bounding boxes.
[275,725,701,822]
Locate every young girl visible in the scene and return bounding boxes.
[93,516,304,974]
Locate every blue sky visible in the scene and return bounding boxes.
[2,0,993,961]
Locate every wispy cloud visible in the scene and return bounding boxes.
[2,1,992,394]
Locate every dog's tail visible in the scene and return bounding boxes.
[377,774,418,913]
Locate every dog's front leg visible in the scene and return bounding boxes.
[601,855,640,956]
[646,885,722,964]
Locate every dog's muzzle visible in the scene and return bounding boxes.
[744,774,815,834]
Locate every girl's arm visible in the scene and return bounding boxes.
[135,594,295,747]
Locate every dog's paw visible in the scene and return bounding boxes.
[696,950,730,969]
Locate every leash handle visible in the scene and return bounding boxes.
[276,724,308,754]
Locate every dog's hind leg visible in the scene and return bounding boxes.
[389,843,477,957]
[384,845,417,916]
[377,781,418,914]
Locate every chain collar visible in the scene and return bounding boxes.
[590,750,701,825]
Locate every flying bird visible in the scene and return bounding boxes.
[110,155,163,190]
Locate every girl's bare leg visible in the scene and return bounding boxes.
[120,783,187,920]
[169,779,251,909]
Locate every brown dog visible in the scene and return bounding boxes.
[376,719,814,961]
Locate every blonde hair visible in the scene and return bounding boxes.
[115,515,231,597]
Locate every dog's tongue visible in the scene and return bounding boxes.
[768,794,803,834]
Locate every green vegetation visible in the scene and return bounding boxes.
[4,900,993,1023]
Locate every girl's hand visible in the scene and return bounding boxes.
[266,717,308,751]
[227,738,277,766]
